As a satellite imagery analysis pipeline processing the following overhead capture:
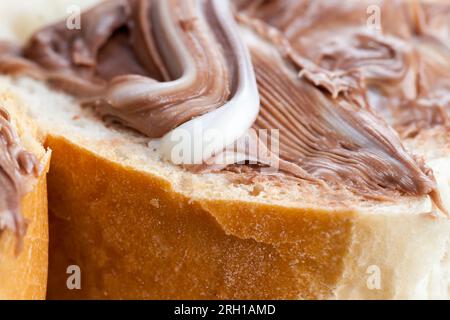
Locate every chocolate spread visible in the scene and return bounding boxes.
[0,107,40,245]
[0,0,449,202]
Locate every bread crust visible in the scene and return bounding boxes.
[45,135,450,300]
[45,135,356,299]
[0,161,49,300]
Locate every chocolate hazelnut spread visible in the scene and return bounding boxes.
[0,0,449,203]
[2,0,236,138]
[0,107,40,246]
[238,0,450,135]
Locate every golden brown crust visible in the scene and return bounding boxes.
[0,161,49,300]
[46,135,356,299]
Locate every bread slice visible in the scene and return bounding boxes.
[0,92,50,300]
[0,73,448,300]
[0,0,449,299]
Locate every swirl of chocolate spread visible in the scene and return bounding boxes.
[0,0,449,205]
[0,107,40,247]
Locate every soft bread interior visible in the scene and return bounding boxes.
[0,90,48,163]
[0,0,449,299]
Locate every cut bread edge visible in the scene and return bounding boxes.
[0,93,50,300]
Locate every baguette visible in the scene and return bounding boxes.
[1,0,449,300]
[0,93,50,300]
[1,71,449,300]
